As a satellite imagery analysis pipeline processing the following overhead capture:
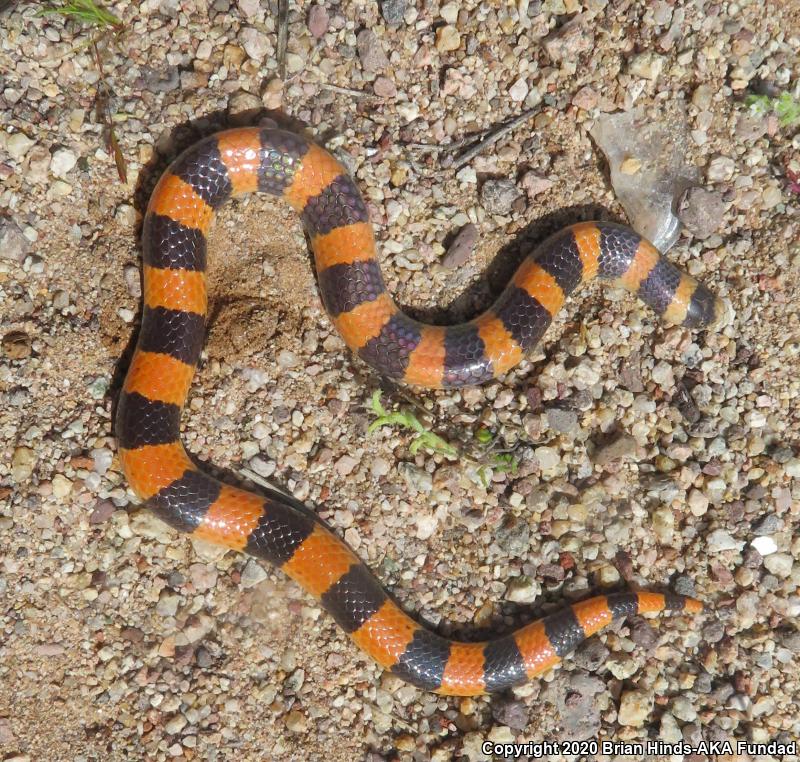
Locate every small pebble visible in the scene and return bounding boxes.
[435,26,461,53]
[50,148,77,178]
[706,529,744,553]
[2,330,31,359]
[0,218,31,262]
[764,553,794,578]
[521,172,553,197]
[240,558,268,588]
[750,536,777,556]
[370,457,390,477]
[307,5,329,38]
[240,27,269,61]
[629,52,665,80]
[687,489,709,517]
[373,76,396,98]
[228,90,262,117]
[651,360,674,388]
[752,514,781,535]
[572,86,598,110]
[89,500,116,524]
[679,187,726,239]
[357,29,389,72]
[277,349,298,368]
[157,592,180,617]
[505,576,539,604]
[618,689,653,727]
[285,710,308,733]
[707,156,736,182]
[11,446,36,482]
[534,446,560,475]
[442,223,478,269]
[7,132,34,159]
[659,712,682,742]
[508,78,529,103]
[51,474,73,498]
[400,463,433,493]
[480,178,520,215]
[671,696,697,722]
[761,186,782,209]
[591,433,637,465]
[546,407,578,434]
[335,455,358,476]
[692,84,714,109]
[542,17,593,62]
[620,157,642,175]
[380,0,406,25]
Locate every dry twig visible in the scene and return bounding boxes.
[276,0,289,80]
[403,132,482,153]
[38,0,128,183]
[452,107,540,168]
[91,38,127,183]
[319,83,374,99]
[403,108,540,169]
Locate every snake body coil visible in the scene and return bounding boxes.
[117,127,720,696]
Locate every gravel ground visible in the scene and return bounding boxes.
[2,0,799,760]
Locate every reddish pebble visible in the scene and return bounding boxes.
[308,5,329,38]
[373,76,396,98]
[525,385,543,411]
[521,171,553,197]
[121,626,145,643]
[89,499,116,524]
[442,223,478,269]
[711,563,734,584]
[572,86,598,110]
[357,29,389,73]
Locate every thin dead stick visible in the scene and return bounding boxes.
[403,131,485,153]
[240,468,293,498]
[91,36,127,184]
[277,0,288,80]
[319,83,373,98]
[452,107,540,169]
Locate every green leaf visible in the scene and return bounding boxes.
[475,427,493,445]
[492,453,519,475]
[368,391,457,458]
[368,411,410,433]
[370,390,386,417]
[745,92,800,128]
[745,94,772,117]
[38,0,123,28]
[415,432,458,458]
[775,92,800,127]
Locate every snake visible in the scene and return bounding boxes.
[116,126,723,696]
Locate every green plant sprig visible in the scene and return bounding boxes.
[37,0,122,29]
[368,391,458,458]
[745,92,800,128]
[368,392,522,487]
